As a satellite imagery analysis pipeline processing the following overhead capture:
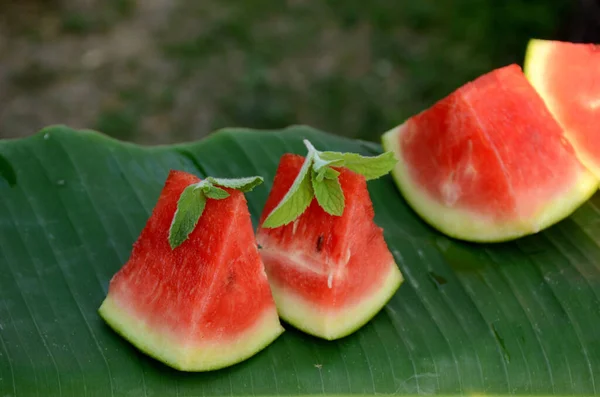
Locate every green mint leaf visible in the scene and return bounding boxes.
[199,181,212,194]
[315,150,345,163]
[311,169,344,216]
[207,176,264,192]
[315,166,340,182]
[315,166,327,182]
[262,140,396,227]
[168,185,207,249]
[312,155,343,172]
[205,185,230,199]
[168,175,263,249]
[262,152,315,228]
[323,167,340,180]
[319,150,397,180]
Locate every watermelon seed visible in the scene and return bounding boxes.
[257,244,263,250]
[227,270,235,286]
[316,235,324,252]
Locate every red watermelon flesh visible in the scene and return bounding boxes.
[98,170,283,372]
[256,154,403,340]
[382,64,598,242]
[524,39,600,178]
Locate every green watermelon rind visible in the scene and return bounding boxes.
[263,255,404,341]
[382,124,599,243]
[524,38,600,179]
[98,294,285,372]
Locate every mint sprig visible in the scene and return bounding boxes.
[261,150,315,228]
[206,176,264,192]
[168,175,263,249]
[311,169,344,216]
[168,186,207,250]
[261,140,397,228]
[319,151,397,180]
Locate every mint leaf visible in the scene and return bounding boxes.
[315,166,340,182]
[262,140,396,228]
[168,185,207,249]
[205,185,229,199]
[312,155,343,172]
[311,169,344,216]
[323,167,340,180]
[319,151,397,180]
[207,176,264,192]
[262,152,315,228]
[169,175,264,249]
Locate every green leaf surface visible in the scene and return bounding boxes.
[168,183,207,249]
[1,125,600,396]
[311,169,345,216]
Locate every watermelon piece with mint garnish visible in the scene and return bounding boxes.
[257,141,404,340]
[99,170,284,372]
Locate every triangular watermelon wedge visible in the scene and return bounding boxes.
[524,38,600,178]
[98,170,284,372]
[256,154,403,340]
[382,64,598,242]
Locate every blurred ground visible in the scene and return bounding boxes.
[0,0,581,144]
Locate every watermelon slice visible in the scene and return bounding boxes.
[524,38,600,178]
[256,150,403,341]
[382,64,598,242]
[98,170,284,372]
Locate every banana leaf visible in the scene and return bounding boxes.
[0,125,599,397]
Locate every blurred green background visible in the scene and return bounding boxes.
[0,0,588,144]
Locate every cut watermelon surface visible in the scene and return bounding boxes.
[99,170,284,372]
[256,154,403,340]
[524,39,600,178]
[382,64,598,242]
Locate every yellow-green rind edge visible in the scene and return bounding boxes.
[266,259,403,341]
[98,294,285,372]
